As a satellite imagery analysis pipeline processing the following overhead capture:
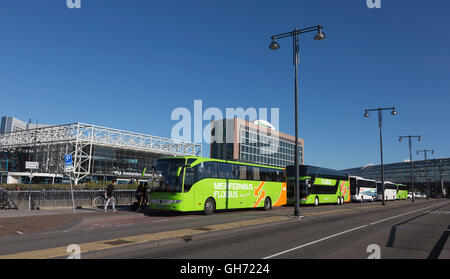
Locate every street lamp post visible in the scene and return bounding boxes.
[269,25,326,217]
[364,107,398,206]
[417,149,434,199]
[399,135,422,202]
[438,160,446,198]
[1,150,7,184]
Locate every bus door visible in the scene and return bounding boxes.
[183,166,196,211]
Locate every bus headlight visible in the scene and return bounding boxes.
[150,199,182,204]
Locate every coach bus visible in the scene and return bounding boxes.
[376,181,397,201]
[349,176,377,202]
[148,157,286,215]
[286,165,350,206]
[396,184,408,200]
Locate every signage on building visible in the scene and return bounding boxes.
[253,119,275,130]
[25,161,39,170]
[112,170,154,178]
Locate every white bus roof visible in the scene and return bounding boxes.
[376,181,395,184]
[349,176,376,182]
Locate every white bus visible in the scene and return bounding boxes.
[376,181,397,201]
[350,176,377,202]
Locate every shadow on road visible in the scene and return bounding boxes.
[427,224,450,259]
[386,202,449,257]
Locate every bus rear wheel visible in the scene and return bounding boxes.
[203,198,215,215]
[263,197,272,211]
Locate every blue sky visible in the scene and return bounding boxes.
[0,0,449,170]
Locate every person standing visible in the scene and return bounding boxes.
[104,179,117,212]
[142,182,149,207]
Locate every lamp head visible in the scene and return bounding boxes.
[364,111,370,118]
[418,136,422,142]
[269,38,280,50]
[314,27,326,41]
[399,137,402,142]
[391,108,398,116]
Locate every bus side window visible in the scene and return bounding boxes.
[252,167,260,181]
[236,165,247,180]
[205,162,218,179]
[218,163,234,179]
[272,169,283,182]
[246,167,254,180]
[260,168,268,181]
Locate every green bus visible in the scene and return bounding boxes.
[286,165,350,206]
[149,156,287,215]
[396,184,408,200]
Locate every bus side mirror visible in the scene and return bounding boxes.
[176,165,189,177]
[177,166,184,177]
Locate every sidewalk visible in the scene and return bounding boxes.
[0,206,142,237]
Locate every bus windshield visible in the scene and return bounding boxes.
[350,177,357,195]
[300,179,309,198]
[152,158,185,193]
[287,178,309,199]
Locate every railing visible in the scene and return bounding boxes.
[8,190,136,210]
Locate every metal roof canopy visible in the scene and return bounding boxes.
[0,122,202,184]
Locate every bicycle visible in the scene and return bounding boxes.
[91,191,120,209]
[0,189,18,210]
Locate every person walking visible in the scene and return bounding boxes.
[135,182,144,211]
[142,182,149,207]
[104,179,117,212]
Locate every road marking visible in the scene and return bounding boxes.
[264,225,369,259]
[16,231,23,235]
[368,203,448,226]
[263,201,448,259]
[0,216,289,259]
[426,211,450,215]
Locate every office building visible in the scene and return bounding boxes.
[210,118,304,168]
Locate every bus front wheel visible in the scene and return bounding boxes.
[204,198,215,215]
[314,197,319,207]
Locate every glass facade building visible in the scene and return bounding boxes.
[342,158,450,197]
[210,118,304,168]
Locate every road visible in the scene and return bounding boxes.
[0,199,448,259]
